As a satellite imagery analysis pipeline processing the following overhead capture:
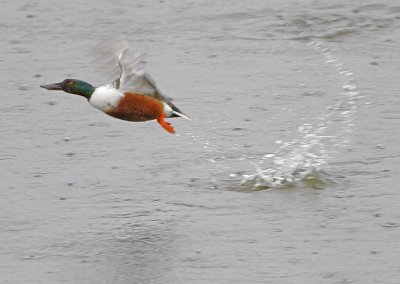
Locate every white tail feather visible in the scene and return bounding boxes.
[173,111,191,120]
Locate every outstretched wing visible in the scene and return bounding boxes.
[117,49,155,95]
[111,48,159,95]
[116,49,189,118]
[93,38,189,119]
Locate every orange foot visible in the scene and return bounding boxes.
[157,113,175,134]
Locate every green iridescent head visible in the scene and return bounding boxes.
[40,79,95,99]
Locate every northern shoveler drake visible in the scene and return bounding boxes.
[40,46,189,134]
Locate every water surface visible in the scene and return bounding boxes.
[1,0,400,283]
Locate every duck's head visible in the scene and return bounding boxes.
[40,79,95,99]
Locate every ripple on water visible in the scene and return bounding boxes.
[240,170,332,191]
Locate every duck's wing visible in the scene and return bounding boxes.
[93,38,171,99]
[117,49,171,100]
[117,50,190,120]
[92,37,129,85]
[93,39,190,120]
[117,49,155,94]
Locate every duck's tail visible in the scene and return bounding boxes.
[172,110,191,120]
[169,102,191,120]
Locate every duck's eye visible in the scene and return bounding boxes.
[67,81,74,86]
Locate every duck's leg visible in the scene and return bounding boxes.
[157,113,175,134]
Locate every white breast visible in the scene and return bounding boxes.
[89,85,123,112]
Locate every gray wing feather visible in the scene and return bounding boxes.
[118,50,175,105]
[93,38,180,112]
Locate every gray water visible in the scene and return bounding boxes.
[1,0,400,283]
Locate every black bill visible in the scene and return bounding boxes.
[40,82,64,90]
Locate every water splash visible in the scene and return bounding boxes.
[241,41,361,188]
[177,41,361,190]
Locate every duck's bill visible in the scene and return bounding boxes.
[40,82,63,90]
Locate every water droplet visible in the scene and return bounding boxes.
[343,84,356,90]
[48,99,56,106]
[264,154,274,158]
[19,84,29,91]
